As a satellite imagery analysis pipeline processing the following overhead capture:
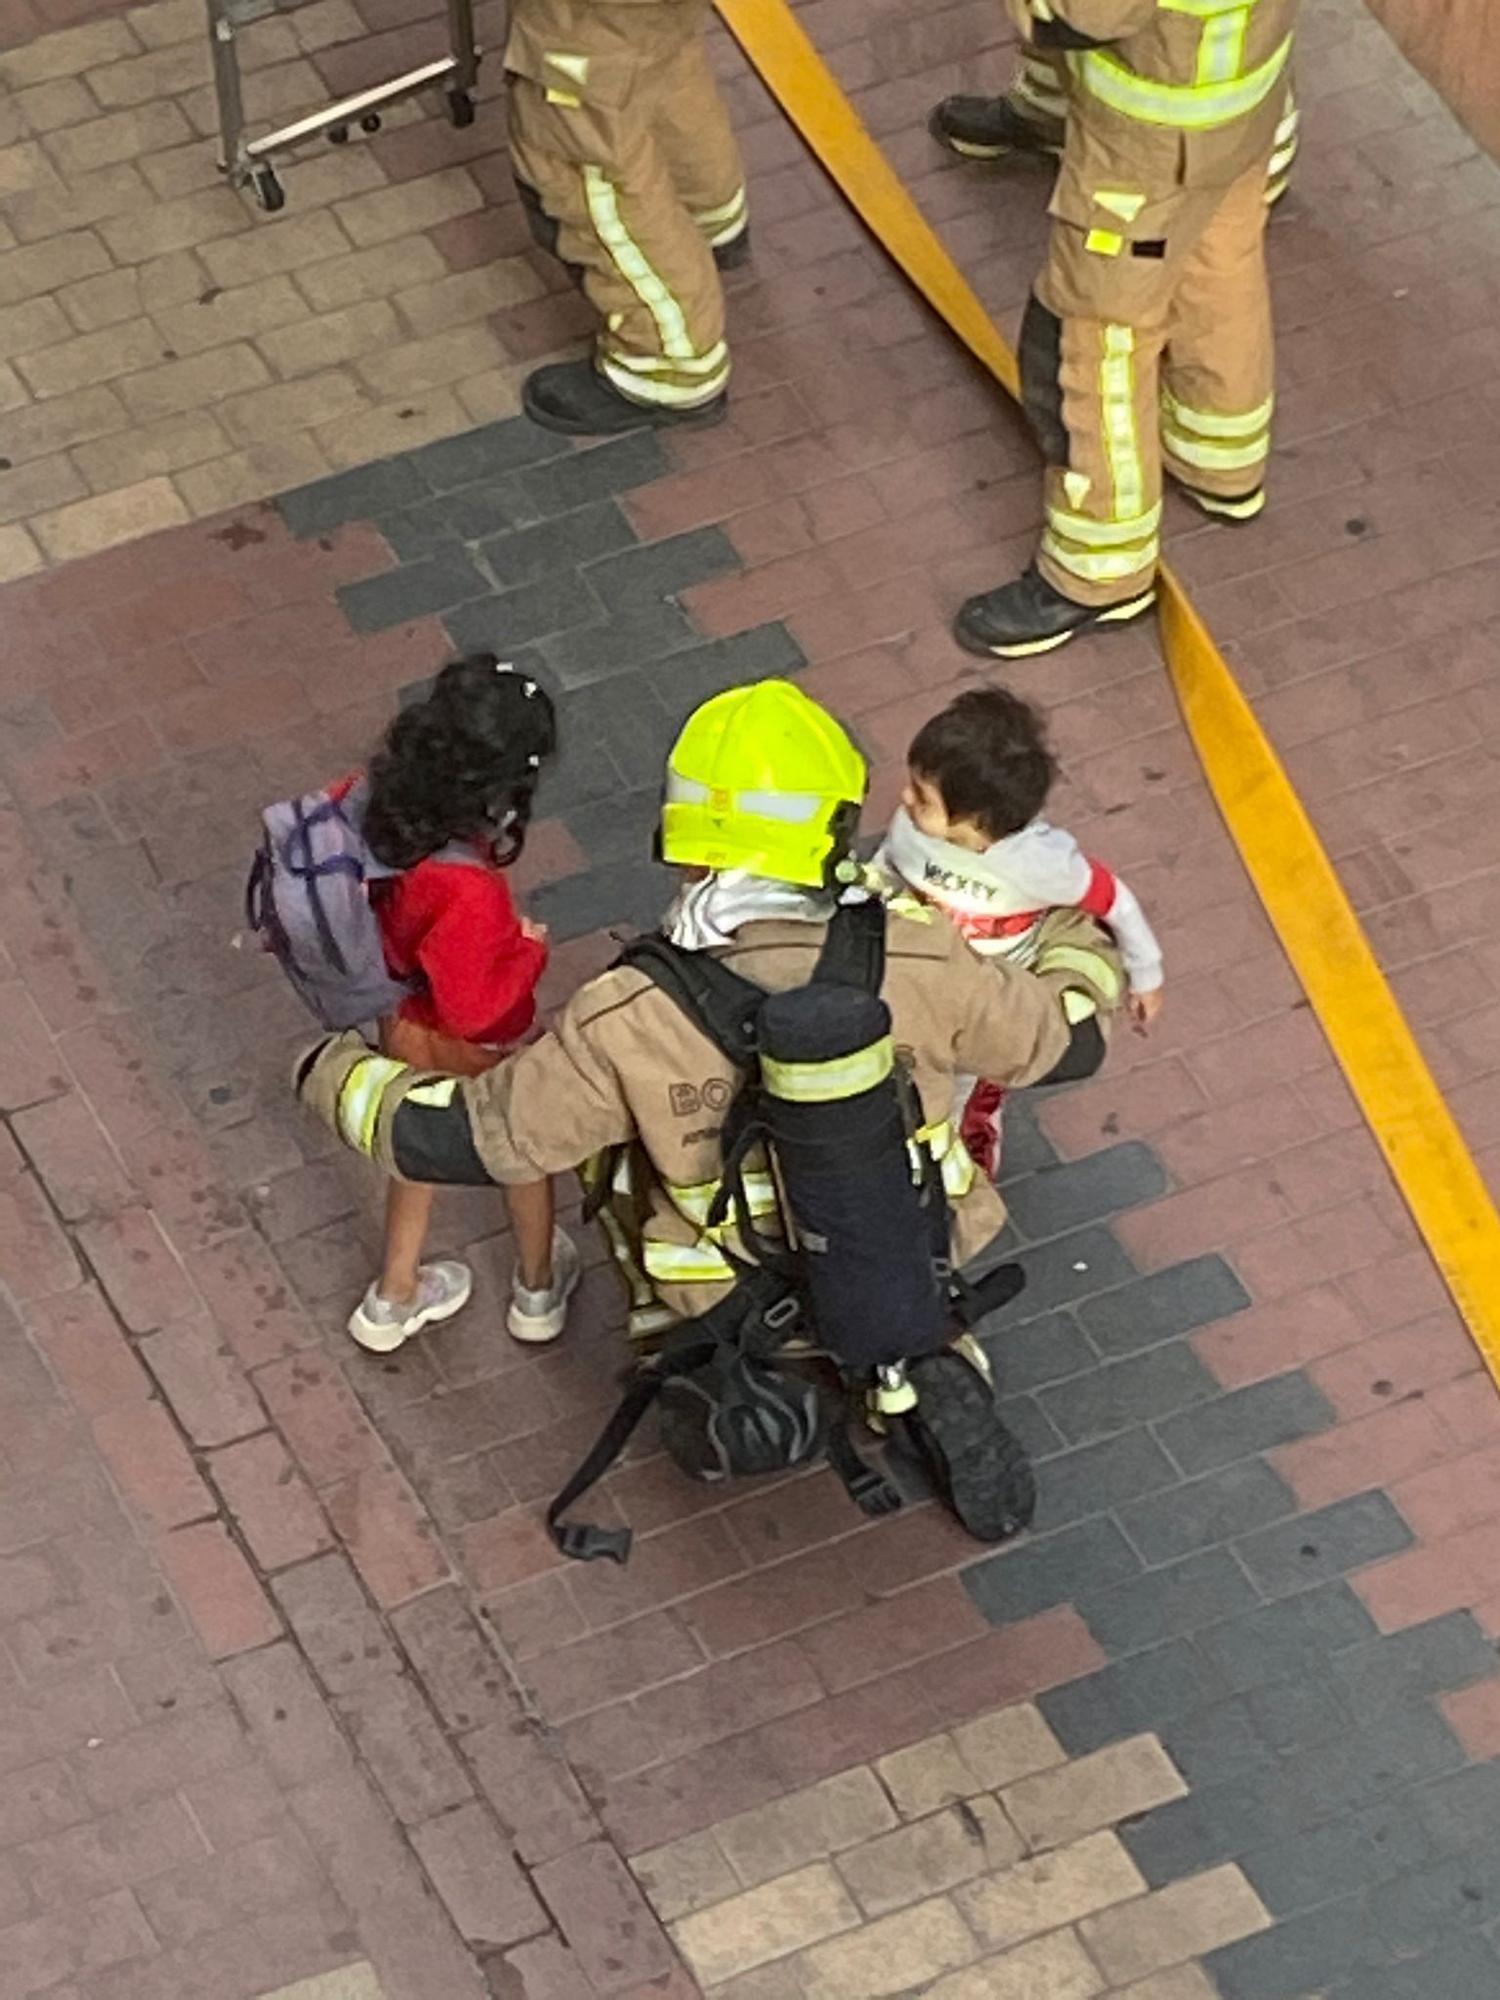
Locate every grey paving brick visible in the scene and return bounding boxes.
[1003,1141,1168,1240]
[1331,1611,1500,1718]
[400,475,536,546]
[519,431,669,513]
[581,690,676,792]
[1009,1225,1137,1320]
[477,501,636,589]
[278,457,428,538]
[1120,1771,1284,1885]
[1207,1892,1376,1999]
[997,1392,1067,1460]
[583,526,740,609]
[1040,1341,1218,1445]
[1076,1547,1262,1654]
[540,601,701,690]
[379,503,468,561]
[1246,1676,1351,1755]
[1078,1255,1251,1358]
[1276,1706,1466,1827]
[962,1514,1142,1626]
[981,1310,1093,1391]
[338,552,489,632]
[1039,1637,1230,1756]
[994,1099,1061,1179]
[565,789,662,868]
[537,735,619,815]
[650,623,808,720]
[408,415,570,490]
[1199,1580,1380,1693]
[1120,1459,1297,1565]
[1235,1491,1415,1598]
[1161,1697,1278,1790]
[1339,1932,1500,2000]
[531,858,673,941]
[1413,1759,1500,1855]
[1240,1798,1435,1917]
[443,571,604,654]
[1031,1427,1178,1532]
[1374,1841,1500,1955]
[1157,1371,1334,1476]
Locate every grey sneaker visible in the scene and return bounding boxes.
[507,1229,581,1344]
[348,1260,472,1354]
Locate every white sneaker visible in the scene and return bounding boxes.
[507,1229,581,1344]
[348,1260,473,1354]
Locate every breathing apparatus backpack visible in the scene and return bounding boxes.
[547,899,1037,1564]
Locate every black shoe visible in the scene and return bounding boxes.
[929,94,1062,162]
[521,359,728,438]
[713,227,752,271]
[1170,475,1266,524]
[954,567,1157,659]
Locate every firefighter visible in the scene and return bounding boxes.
[293,682,1123,1325]
[950,0,1300,660]
[504,0,748,437]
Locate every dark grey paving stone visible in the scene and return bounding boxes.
[278,458,428,538]
[408,416,571,490]
[337,553,489,632]
[1040,1341,1219,1445]
[1077,1547,1262,1654]
[519,431,669,513]
[1078,1255,1251,1358]
[380,479,530,555]
[477,501,636,589]
[1161,1697,1278,1790]
[1199,1580,1381,1694]
[994,1097,1061,1180]
[1157,1371,1335,1476]
[1121,1771,1285,1885]
[536,735,620,815]
[531,858,673,941]
[540,601,702,690]
[585,692,677,793]
[650,623,808,721]
[1120,1459,1297,1566]
[983,1309,1094,1392]
[1031,1427,1178,1533]
[962,1514,1142,1627]
[583,526,740,609]
[1276,1705,1466,1826]
[1235,1491,1415,1598]
[1337,1932,1500,2000]
[997,1392,1067,1460]
[1331,1612,1500,1719]
[1246,1676,1351,1755]
[1240,1798,1435,1917]
[1039,1637,1230,1756]
[1208,1893,1376,1999]
[1375,1841,1500,1956]
[1008,1225,1137,1321]
[1003,1141,1168,1241]
[565,789,662,868]
[443,571,604,656]
[377,504,466,561]
[1414,1760,1500,1857]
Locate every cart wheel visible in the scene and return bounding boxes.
[250,166,285,213]
[446,88,476,128]
[360,113,382,133]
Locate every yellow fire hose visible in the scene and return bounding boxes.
[716,0,1500,1370]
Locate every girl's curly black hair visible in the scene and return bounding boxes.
[363,654,558,871]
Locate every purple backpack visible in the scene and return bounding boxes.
[247,778,477,1030]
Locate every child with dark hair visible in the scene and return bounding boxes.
[877,685,1162,1173]
[344,654,578,1352]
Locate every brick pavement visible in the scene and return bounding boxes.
[3,0,1500,1993]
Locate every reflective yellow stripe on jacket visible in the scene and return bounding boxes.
[1069,33,1292,130]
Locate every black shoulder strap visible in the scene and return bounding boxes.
[812,897,886,994]
[617,936,763,1069]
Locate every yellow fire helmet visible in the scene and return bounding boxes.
[660,679,868,888]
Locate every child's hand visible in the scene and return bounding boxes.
[522,917,549,946]
[1128,987,1164,1033]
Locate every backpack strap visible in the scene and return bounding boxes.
[811,897,886,994]
[616,936,763,1069]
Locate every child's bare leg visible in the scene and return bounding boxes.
[380,1178,436,1301]
[504,1176,555,1290]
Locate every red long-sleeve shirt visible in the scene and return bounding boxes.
[374,857,546,1046]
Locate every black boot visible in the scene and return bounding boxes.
[713,227,752,271]
[522,359,727,438]
[954,568,1156,660]
[1170,475,1266,524]
[929,94,1062,162]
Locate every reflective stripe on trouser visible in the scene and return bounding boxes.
[1027,152,1275,603]
[1265,90,1298,201]
[504,0,735,407]
[1010,46,1067,139]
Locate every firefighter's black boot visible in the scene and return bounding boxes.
[1170,475,1267,524]
[713,227,752,271]
[522,360,727,438]
[954,568,1157,660]
[929,94,1063,162]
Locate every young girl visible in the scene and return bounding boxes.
[877,685,1163,1174]
[346,654,578,1353]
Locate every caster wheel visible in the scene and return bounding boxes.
[446,88,476,128]
[328,124,349,144]
[250,166,285,213]
[360,113,382,133]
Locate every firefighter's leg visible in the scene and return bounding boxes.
[650,17,749,267]
[505,3,729,430]
[1160,162,1275,521]
[930,47,1066,163]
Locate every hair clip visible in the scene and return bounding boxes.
[527,752,541,769]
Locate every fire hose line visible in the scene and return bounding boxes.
[716,0,1500,1374]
